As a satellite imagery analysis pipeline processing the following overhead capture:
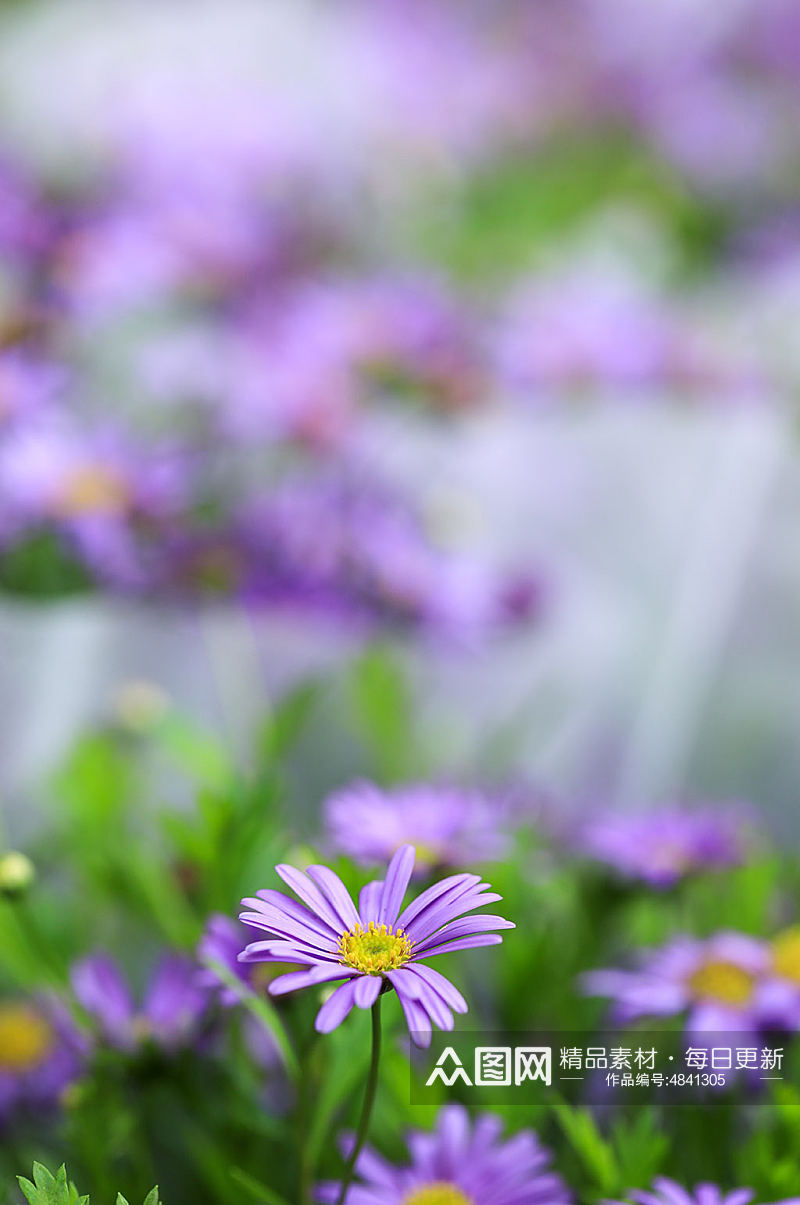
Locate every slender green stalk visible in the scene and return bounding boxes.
[334,997,383,1205]
[298,1031,321,1205]
[202,958,299,1078]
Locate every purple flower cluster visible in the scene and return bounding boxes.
[0,998,84,1127]
[606,1178,800,1205]
[239,844,513,1047]
[579,804,754,888]
[0,88,537,629]
[323,780,510,873]
[319,1103,572,1205]
[584,927,800,1035]
[71,953,210,1053]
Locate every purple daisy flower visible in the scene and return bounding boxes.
[318,1102,571,1205]
[235,476,538,641]
[323,780,510,874]
[72,952,211,1053]
[0,997,85,1126]
[239,845,514,1048]
[605,1177,800,1205]
[0,415,187,589]
[579,805,754,888]
[583,932,783,1034]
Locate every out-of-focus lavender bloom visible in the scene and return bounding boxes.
[57,191,318,321]
[605,1177,800,1205]
[0,153,51,261]
[0,416,187,588]
[215,275,484,450]
[318,1102,572,1205]
[494,270,756,399]
[72,953,211,1053]
[582,932,794,1034]
[578,805,754,888]
[0,997,84,1126]
[233,476,540,639]
[324,780,510,874]
[0,353,64,429]
[197,913,265,1006]
[239,844,513,1048]
[197,914,281,1071]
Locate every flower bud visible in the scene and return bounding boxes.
[0,851,35,898]
[113,679,170,733]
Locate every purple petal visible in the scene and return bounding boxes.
[396,873,481,932]
[416,933,504,958]
[269,966,352,996]
[239,902,338,951]
[252,888,340,940]
[388,968,452,1030]
[315,978,359,1033]
[306,865,361,932]
[414,914,514,954]
[71,954,134,1046]
[390,975,432,1048]
[378,844,416,927]
[240,939,339,966]
[275,864,346,933]
[404,964,468,1014]
[144,954,208,1042]
[354,975,382,1009]
[358,880,384,923]
[406,891,504,943]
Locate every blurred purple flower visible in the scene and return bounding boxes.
[236,476,539,640]
[0,153,51,260]
[72,953,210,1053]
[197,913,264,1006]
[579,805,754,888]
[0,416,187,588]
[0,353,64,429]
[0,997,84,1126]
[582,932,795,1034]
[605,1178,800,1205]
[239,844,514,1047]
[494,270,756,399]
[197,914,282,1072]
[323,780,510,874]
[318,1102,571,1205]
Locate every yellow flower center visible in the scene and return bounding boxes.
[338,921,414,975]
[403,1184,472,1205]
[687,959,755,1005]
[772,927,800,985]
[0,1004,53,1072]
[55,466,130,517]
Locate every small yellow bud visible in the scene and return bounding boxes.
[0,851,35,898]
[113,679,170,733]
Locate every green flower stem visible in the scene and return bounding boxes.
[202,958,299,1079]
[334,996,383,1205]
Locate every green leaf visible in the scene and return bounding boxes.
[200,957,298,1079]
[556,1106,618,1194]
[257,680,320,762]
[16,1164,87,1205]
[152,713,231,791]
[349,647,414,780]
[229,1168,291,1205]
